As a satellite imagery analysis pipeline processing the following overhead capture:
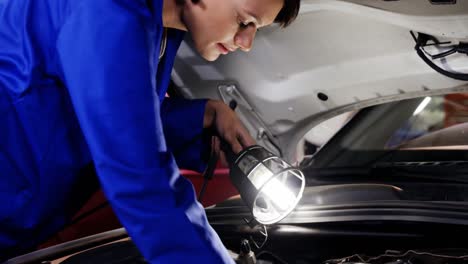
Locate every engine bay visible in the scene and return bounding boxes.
[223,221,468,264]
[322,249,468,264]
[5,219,468,264]
[28,235,468,264]
[7,183,468,264]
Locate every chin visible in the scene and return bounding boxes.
[196,44,220,61]
[201,50,220,62]
[203,54,219,62]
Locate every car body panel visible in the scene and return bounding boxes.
[172,0,468,162]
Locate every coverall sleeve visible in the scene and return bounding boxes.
[55,2,234,263]
[161,98,211,173]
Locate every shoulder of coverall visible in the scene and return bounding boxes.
[62,0,163,25]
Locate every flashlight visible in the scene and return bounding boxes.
[227,145,305,225]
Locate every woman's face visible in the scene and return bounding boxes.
[182,0,284,61]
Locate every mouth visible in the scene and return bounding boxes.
[217,43,230,55]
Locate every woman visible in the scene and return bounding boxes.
[0,0,300,262]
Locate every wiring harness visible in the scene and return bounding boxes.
[411,31,468,81]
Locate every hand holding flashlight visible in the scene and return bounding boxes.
[204,99,255,155]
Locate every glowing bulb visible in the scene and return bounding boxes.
[260,177,296,211]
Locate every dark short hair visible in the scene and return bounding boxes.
[180,0,300,28]
[275,0,301,28]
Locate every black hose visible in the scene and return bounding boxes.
[197,147,219,203]
[198,100,238,203]
[412,31,468,81]
[415,45,468,81]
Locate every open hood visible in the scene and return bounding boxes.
[172,0,468,162]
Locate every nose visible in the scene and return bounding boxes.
[234,26,257,52]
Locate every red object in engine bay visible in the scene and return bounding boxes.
[39,162,238,249]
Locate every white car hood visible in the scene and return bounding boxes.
[172,0,468,162]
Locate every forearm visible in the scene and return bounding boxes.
[161,98,212,172]
[203,99,218,129]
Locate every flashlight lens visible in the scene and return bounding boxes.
[253,168,305,224]
[232,146,305,225]
[260,177,296,210]
[248,163,274,189]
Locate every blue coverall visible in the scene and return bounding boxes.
[0,0,233,262]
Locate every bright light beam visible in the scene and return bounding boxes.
[413,97,432,116]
